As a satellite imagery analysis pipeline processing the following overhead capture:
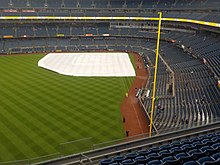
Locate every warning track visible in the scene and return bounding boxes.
[120,52,149,137]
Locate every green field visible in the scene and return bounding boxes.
[0,53,135,163]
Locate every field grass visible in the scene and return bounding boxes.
[0,53,135,163]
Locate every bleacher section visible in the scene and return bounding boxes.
[0,0,219,9]
[100,131,220,165]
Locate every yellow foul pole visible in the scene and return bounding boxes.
[149,12,162,137]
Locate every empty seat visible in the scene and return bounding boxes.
[160,144,172,150]
[121,159,136,165]
[202,139,214,146]
[212,143,220,150]
[125,152,139,159]
[193,141,207,149]
[109,163,119,165]
[171,141,184,147]
[202,159,220,165]
[198,156,214,165]
[188,149,207,159]
[137,149,150,156]
[135,156,148,163]
[113,155,125,163]
[150,147,161,153]
[170,147,183,154]
[162,156,179,165]
[182,144,195,152]
[183,160,197,165]
[159,150,173,157]
[147,152,162,161]
[100,158,114,165]
[175,152,193,164]
[200,146,217,156]
[147,159,163,165]
[211,152,220,160]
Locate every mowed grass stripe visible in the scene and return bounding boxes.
[0,53,134,162]
[0,89,64,151]
[0,90,56,155]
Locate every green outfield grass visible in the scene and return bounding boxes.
[0,53,135,163]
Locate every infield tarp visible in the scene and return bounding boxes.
[38,52,136,77]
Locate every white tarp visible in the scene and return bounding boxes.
[38,52,136,77]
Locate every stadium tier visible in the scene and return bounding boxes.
[0,0,219,164]
[0,0,219,9]
[100,131,220,165]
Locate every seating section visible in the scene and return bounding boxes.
[0,0,219,9]
[100,131,220,165]
[0,1,219,23]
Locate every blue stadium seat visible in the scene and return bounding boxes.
[137,149,150,156]
[125,152,139,159]
[121,159,136,165]
[170,147,183,154]
[100,158,114,165]
[135,155,148,164]
[200,146,217,156]
[159,150,173,157]
[147,159,163,165]
[109,163,119,165]
[188,149,207,160]
[175,152,193,164]
[113,155,125,163]
[162,156,180,165]
[202,159,220,165]
[183,160,198,165]
[211,143,220,150]
[198,156,214,165]
[211,152,220,160]
[182,144,196,152]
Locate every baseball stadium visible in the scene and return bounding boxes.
[0,0,220,165]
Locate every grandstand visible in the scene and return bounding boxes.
[0,0,219,164]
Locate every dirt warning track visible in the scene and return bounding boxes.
[120,52,149,137]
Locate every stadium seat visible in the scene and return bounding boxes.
[147,159,163,165]
[109,163,120,165]
[200,146,217,156]
[121,159,136,165]
[188,149,207,160]
[159,150,173,157]
[100,158,114,165]
[113,155,125,163]
[211,152,220,160]
[183,160,198,165]
[175,152,193,163]
[170,147,183,154]
[125,152,139,159]
[202,159,220,165]
[198,156,214,165]
[135,155,148,163]
[137,149,150,156]
[182,144,196,152]
[162,156,180,165]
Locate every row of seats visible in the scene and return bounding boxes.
[100,131,220,165]
[0,11,219,23]
[1,0,219,9]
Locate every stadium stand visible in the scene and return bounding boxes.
[0,0,219,164]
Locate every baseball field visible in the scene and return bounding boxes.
[0,53,135,163]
